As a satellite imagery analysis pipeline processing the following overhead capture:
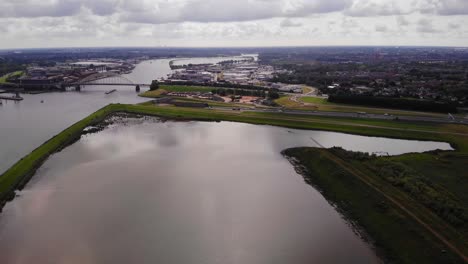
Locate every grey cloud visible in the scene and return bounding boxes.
[289,0,352,16]
[396,16,410,27]
[375,24,388,32]
[448,22,461,29]
[417,18,439,33]
[179,0,283,23]
[127,0,352,24]
[280,18,302,27]
[2,0,468,24]
[0,0,121,18]
[0,0,81,18]
[345,0,408,17]
[436,0,468,15]
[341,17,359,28]
[0,0,352,23]
[415,0,468,16]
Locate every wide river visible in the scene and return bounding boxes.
[0,55,256,174]
[0,115,452,263]
[0,56,453,263]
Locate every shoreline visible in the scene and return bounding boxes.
[282,147,467,263]
[0,103,466,263]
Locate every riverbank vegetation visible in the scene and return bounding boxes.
[283,147,467,263]
[1,103,467,263]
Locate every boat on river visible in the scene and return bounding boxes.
[105,89,117,95]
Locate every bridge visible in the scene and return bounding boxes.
[10,72,151,90]
[71,72,150,87]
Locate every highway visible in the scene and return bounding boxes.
[213,107,468,125]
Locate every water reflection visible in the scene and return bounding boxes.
[0,57,172,174]
[0,118,452,263]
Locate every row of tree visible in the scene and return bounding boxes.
[328,95,458,113]
[211,88,280,100]
[164,80,267,91]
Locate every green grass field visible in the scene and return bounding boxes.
[299,96,329,104]
[140,85,215,98]
[276,94,447,118]
[139,85,216,98]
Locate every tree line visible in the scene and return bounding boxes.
[328,95,458,113]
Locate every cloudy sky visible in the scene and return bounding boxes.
[0,0,467,49]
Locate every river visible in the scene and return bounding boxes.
[0,115,452,263]
[0,56,258,174]
[0,56,454,263]
[0,58,173,174]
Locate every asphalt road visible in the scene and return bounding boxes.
[214,107,468,125]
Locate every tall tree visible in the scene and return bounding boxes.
[150,80,159,91]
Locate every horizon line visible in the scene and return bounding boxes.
[1,44,468,52]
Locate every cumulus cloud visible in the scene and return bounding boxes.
[432,0,468,15]
[448,22,461,30]
[414,0,468,16]
[396,16,410,27]
[345,0,409,17]
[0,0,351,22]
[0,0,467,48]
[280,18,302,27]
[375,24,388,32]
[417,18,439,33]
[119,0,352,24]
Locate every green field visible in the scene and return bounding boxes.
[1,103,467,263]
[0,71,23,84]
[140,85,215,98]
[276,94,447,118]
[299,96,329,104]
[139,88,168,97]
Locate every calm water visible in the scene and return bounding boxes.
[0,117,452,263]
[0,58,168,174]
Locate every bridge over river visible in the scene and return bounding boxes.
[72,72,151,87]
[12,72,151,90]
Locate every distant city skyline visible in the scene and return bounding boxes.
[0,0,467,49]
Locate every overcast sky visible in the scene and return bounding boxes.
[0,0,467,49]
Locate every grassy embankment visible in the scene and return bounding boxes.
[283,123,468,264]
[1,102,467,263]
[276,95,448,117]
[0,71,23,84]
[0,104,117,209]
